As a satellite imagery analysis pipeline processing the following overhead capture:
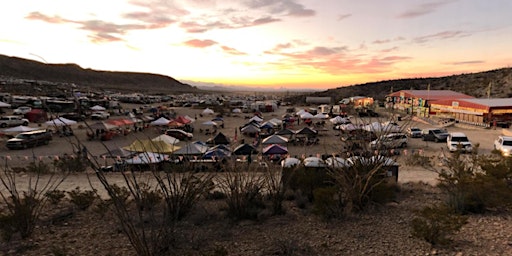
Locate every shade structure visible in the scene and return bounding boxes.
[173,141,209,155]
[303,157,327,168]
[152,134,180,145]
[249,115,263,122]
[175,116,192,124]
[275,128,295,136]
[89,121,118,131]
[262,144,288,155]
[233,143,258,155]
[167,120,185,128]
[281,157,301,168]
[325,157,350,168]
[312,113,329,119]
[201,120,218,126]
[202,108,214,115]
[262,134,288,145]
[125,152,167,165]
[260,121,275,129]
[330,116,351,124]
[296,127,318,136]
[207,132,230,145]
[0,101,11,108]
[241,124,260,133]
[45,117,77,126]
[268,118,282,125]
[100,147,136,159]
[90,105,106,111]
[2,125,38,133]
[150,117,170,126]
[300,112,314,119]
[124,139,179,153]
[202,148,231,159]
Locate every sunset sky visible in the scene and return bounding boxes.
[2,0,511,90]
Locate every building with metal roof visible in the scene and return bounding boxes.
[386,90,474,117]
[430,98,512,127]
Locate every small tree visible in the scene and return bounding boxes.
[411,204,468,245]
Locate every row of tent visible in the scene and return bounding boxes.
[281,155,398,168]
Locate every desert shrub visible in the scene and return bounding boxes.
[404,152,433,167]
[264,166,287,215]
[0,193,39,241]
[328,156,398,214]
[0,163,67,240]
[205,190,227,200]
[437,151,512,213]
[26,160,52,174]
[218,163,266,220]
[67,187,97,210]
[45,190,66,205]
[283,166,332,201]
[266,238,314,256]
[411,204,468,245]
[155,171,214,221]
[54,156,88,173]
[137,183,162,211]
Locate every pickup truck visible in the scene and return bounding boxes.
[494,136,512,157]
[0,115,29,128]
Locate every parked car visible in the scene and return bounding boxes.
[369,133,408,150]
[165,129,193,140]
[494,135,512,157]
[91,111,110,120]
[446,132,473,153]
[6,130,52,149]
[407,127,422,138]
[421,128,449,142]
[0,115,29,128]
[61,112,86,122]
[13,106,32,115]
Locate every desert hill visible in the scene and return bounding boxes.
[290,68,512,103]
[0,54,198,94]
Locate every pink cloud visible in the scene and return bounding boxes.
[221,46,247,55]
[183,39,218,48]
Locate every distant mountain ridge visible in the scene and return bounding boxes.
[0,54,197,94]
[292,68,512,103]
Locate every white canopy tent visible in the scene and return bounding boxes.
[45,117,77,126]
[3,125,38,133]
[150,117,170,126]
[281,157,301,168]
[90,105,106,111]
[152,134,180,145]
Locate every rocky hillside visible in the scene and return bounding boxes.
[0,54,198,94]
[289,68,512,104]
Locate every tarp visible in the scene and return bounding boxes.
[262,134,288,144]
[124,139,180,153]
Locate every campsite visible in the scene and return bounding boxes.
[1,96,512,255]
